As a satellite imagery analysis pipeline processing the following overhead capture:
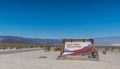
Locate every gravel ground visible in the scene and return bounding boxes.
[0,49,120,69]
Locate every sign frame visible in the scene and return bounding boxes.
[60,39,95,56]
[58,39,99,61]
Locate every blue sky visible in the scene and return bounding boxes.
[0,0,120,39]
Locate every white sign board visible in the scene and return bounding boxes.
[63,42,92,55]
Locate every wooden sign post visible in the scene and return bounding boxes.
[58,39,99,61]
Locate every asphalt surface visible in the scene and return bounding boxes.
[0,48,42,55]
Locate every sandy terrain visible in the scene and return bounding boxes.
[0,49,120,69]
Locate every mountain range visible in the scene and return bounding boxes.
[0,36,120,46]
[95,37,120,46]
[0,36,61,45]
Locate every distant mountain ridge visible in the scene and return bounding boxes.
[0,36,120,46]
[95,37,120,46]
[0,36,61,45]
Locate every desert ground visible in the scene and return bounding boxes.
[0,48,120,69]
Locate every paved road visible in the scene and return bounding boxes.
[0,48,42,55]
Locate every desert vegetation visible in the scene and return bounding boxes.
[0,44,120,53]
[0,44,41,50]
[96,46,120,55]
[96,46,120,51]
[0,43,61,51]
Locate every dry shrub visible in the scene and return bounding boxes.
[54,47,61,51]
[44,46,51,52]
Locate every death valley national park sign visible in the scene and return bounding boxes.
[63,42,92,55]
